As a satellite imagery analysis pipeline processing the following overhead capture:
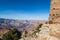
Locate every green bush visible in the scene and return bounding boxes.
[2,29,22,40]
[32,24,43,35]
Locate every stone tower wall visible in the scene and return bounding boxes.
[49,0,60,23]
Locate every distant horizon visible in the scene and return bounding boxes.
[0,18,47,21]
[0,0,50,20]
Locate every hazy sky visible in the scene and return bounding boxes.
[0,0,50,20]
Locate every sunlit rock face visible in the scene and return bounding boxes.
[39,24,60,40]
[19,24,60,40]
[49,24,60,36]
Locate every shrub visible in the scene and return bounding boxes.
[2,29,22,40]
[32,24,43,35]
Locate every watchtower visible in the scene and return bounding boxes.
[49,0,60,23]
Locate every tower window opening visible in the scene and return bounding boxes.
[53,7,59,10]
[53,14,55,16]
[52,18,54,20]
[53,8,55,10]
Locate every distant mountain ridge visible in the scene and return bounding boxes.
[0,18,46,30]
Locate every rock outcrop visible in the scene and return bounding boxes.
[19,24,60,40]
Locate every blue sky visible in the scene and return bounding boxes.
[0,0,50,20]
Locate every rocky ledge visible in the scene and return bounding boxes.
[19,24,60,40]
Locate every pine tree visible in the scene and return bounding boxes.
[2,29,22,40]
